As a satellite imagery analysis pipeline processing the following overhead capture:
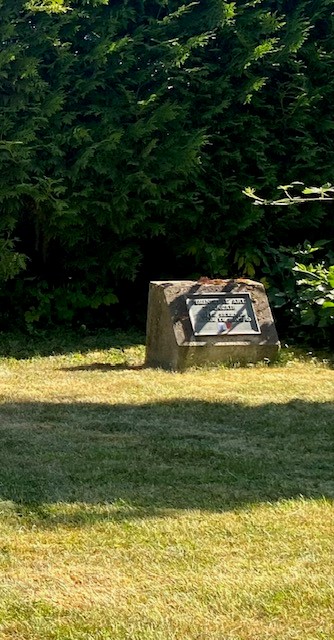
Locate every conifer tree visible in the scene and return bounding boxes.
[0,0,333,326]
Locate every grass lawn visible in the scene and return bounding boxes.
[0,331,333,639]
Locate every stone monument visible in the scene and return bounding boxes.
[145,279,280,370]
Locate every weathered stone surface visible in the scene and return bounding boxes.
[145,279,280,370]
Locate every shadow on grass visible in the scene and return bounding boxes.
[0,329,145,360]
[0,398,333,526]
[62,363,145,372]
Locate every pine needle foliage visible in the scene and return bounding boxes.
[0,0,333,327]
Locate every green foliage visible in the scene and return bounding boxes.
[12,280,118,327]
[243,183,334,345]
[243,182,334,206]
[0,236,26,282]
[0,0,334,336]
[293,260,334,334]
[261,241,334,347]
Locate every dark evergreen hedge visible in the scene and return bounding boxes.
[0,0,333,330]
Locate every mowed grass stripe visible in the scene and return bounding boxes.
[0,338,333,639]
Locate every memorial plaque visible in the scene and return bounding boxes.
[186,293,260,336]
[145,279,280,370]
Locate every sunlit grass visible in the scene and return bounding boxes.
[0,333,333,639]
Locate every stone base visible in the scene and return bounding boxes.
[145,280,280,371]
